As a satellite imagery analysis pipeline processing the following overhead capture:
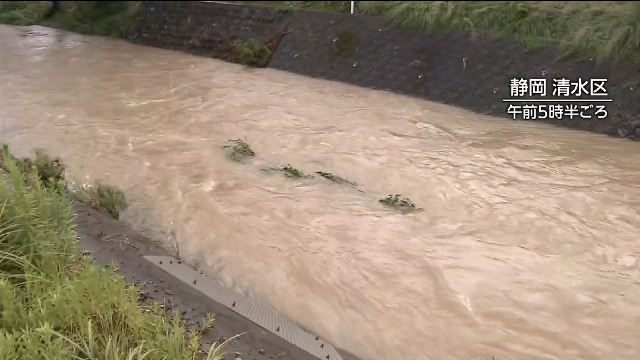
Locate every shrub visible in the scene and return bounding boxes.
[231,39,272,67]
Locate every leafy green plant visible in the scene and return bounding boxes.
[231,39,272,67]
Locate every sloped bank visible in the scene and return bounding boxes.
[128,1,291,63]
[128,1,640,140]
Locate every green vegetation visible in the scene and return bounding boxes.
[225,140,422,213]
[237,1,640,63]
[231,39,272,67]
[0,145,127,220]
[223,138,256,162]
[281,164,312,179]
[379,194,422,212]
[0,1,140,38]
[0,147,225,360]
[1,148,66,186]
[74,182,129,220]
[315,171,356,186]
[234,1,352,13]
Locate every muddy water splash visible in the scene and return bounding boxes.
[1,25,639,360]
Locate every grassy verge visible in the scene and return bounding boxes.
[0,1,140,38]
[238,1,640,63]
[0,146,224,359]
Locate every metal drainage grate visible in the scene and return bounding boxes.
[144,255,343,360]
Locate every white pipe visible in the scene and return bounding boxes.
[350,1,355,14]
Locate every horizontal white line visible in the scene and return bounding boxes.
[503,99,613,102]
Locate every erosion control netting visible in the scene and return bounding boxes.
[130,2,640,138]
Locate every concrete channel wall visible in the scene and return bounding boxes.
[129,1,640,139]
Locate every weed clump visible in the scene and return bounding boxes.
[223,138,256,161]
[231,39,272,67]
[282,164,313,179]
[74,182,129,219]
[0,145,66,186]
[316,171,356,186]
[379,194,422,212]
[356,1,640,63]
[0,144,128,220]
[0,149,225,360]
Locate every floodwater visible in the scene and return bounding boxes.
[1,25,639,360]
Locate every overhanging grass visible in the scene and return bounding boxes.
[233,1,352,13]
[0,1,140,38]
[0,145,128,220]
[0,149,224,360]
[358,1,640,62]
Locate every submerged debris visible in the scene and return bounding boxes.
[281,164,313,179]
[260,164,314,179]
[379,194,423,212]
[315,171,356,186]
[223,138,256,161]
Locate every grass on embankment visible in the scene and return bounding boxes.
[240,1,640,63]
[0,1,139,38]
[0,147,225,359]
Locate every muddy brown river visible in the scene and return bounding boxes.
[1,25,639,360]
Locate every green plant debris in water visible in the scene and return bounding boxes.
[315,171,356,186]
[260,165,313,178]
[379,194,423,212]
[281,164,313,179]
[223,138,256,161]
[231,39,272,67]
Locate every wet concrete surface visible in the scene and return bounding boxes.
[74,203,359,360]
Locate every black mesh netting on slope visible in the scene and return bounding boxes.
[269,10,640,138]
[129,2,640,138]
